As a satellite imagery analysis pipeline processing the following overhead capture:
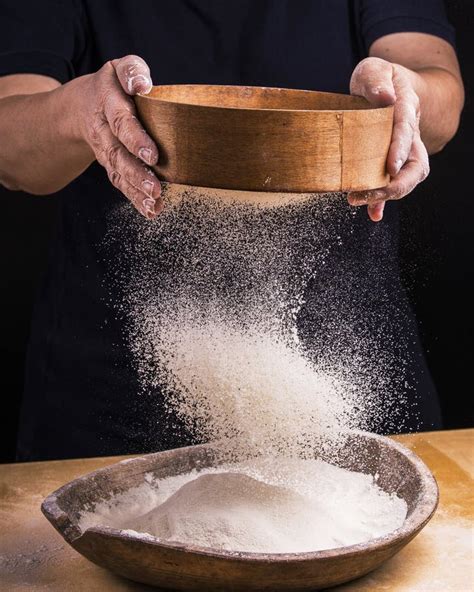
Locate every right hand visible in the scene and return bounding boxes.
[76,55,162,219]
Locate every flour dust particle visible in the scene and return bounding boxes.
[104,183,414,454]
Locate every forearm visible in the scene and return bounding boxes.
[0,77,94,194]
[370,33,464,156]
[402,65,464,154]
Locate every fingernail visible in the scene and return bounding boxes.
[394,159,403,175]
[142,179,154,197]
[368,202,385,222]
[127,74,152,94]
[369,202,384,212]
[143,197,156,217]
[139,148,153,165]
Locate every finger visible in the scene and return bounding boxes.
[367,202,385,222]
[112,55,152,95]
[102,94,158,166]
[350,57,396,107]
[387,70,420,176]
[92,124,162,215]
[109,171,164,219]
[348,133,429,205]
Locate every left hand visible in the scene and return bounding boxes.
[348,57,430,222]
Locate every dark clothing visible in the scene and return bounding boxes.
[0,1,455,460]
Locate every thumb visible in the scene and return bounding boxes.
[350,57,396,107]
[112,55,153,96]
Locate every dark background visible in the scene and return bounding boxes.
[1,2,473,463]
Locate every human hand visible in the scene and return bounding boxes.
[348,57,429,222]
[76,55,162,219]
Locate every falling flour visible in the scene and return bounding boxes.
[152,319,368,458]
[107,184,402,455]
[96,184,414,553]
[79,457,407,553]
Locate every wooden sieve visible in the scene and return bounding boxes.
[134,85,393,199]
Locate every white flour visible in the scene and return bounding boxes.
[98,185,412,553]
[79,457,407,553]
[153,320,367,458]
[113,186,393,456]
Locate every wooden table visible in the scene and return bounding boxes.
[0,429,472,591]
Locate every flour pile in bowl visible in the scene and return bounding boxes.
[79,457,407,553]
[98,184,413,553]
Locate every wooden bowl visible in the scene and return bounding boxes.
[41,432,437,591]
[134,85,394,196]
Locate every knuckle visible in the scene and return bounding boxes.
[110,110,131,137]
[89,117,106,149]
[107,169,121,187]
[89,125,100,146]
[97,86,118,115]
[124,166,141,189]
[106,144,121,168]
[126,184,144,208]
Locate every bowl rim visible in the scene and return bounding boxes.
[42,431,439,563]
[136,84,393,115]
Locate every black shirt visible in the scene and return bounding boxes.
[0,1,455,460]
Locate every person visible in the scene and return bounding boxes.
[0,1,464,461]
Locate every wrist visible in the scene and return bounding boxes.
[53,75,95,157]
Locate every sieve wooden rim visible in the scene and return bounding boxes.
[134,84,394,194]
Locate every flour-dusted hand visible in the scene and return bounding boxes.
[77,55,162,219]
[348,57,430,222]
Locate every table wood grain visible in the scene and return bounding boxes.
[1,429,472,591]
